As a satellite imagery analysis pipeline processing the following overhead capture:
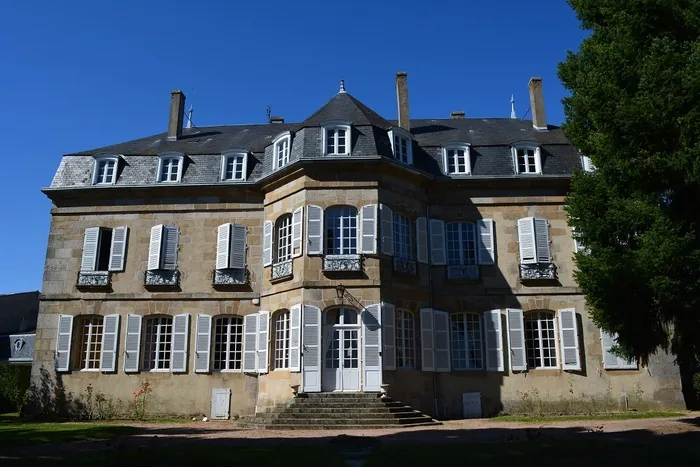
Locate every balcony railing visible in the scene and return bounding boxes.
[271,260,293,280]
[447,265,479,280]
[144,269,180,287]
[519,263,557,280]
[213,268,247,285]
[393,257,417,276]
[77,271,111,288]
[323,254,362,272]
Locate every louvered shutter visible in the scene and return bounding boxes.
[306,205,323,255]
[292,206,303,258]
[55,314,73,372]
[416,217,428,263]
[262,220,273,266]
[420,308,435,371]
[216,224,231,270]
[289,305,302,372]
[359,204,378,254]
[124,314,142,373]
[257,311,269,374]
[171,314,189,373]
[242,313,258,373]
[147,225,163,270]
[484,310,504,371]
[230,223,247,269]
[517,218,536,264]
[99,314,120,372]
[429,219,446,265]
[362,304,382,391]
[195,314,212,373]
[506,308,527,372]
[380,204,394,255]
[601,330,638,370]
[81,227,101,272]
[558,308,581,370]
[108,227,128,271]
[301,305,322,392]
[382,302,396,370]
[477,219,495,265]
[433,310,451,372]
[534,218,551,263]
[162,226,179,270]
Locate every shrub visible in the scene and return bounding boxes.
[0,364,31,412]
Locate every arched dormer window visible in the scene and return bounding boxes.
[157,152,185,183]
[220,149,248,181]
[388,127,413,164]
[92,154,120,185]
[511,142,542,175]
[442,143,471,175]
[322,122,351,156]
[272,132,292,170]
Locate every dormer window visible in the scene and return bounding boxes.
[92,155,119,185]
[157,153,184,183]
[512,143,541,174]
[442,144,471,175]
[582,155,594,172]
[388,128,413,164]
[322,123,351,156]
[220,150,248,181]
[272,132,291,170]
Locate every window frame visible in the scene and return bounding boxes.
[388,128,413,164]
[442,143,471,175]
[392,212,413,260]
[325,205,358,256]
[395,309,416,369]
[446,221,478,266]
[157,152,185,183]
[450,312,484,371]
[142,315,173,371]
[275,214,293,263]
[273,310,291,370]
[524,310,559,369]
[92,155,119,185]
[73,315,104,371]
[272,132,292,170]
[212,315,243,372]
[322,122,352,156]
[220,150,248,182]
[512,143,542,175]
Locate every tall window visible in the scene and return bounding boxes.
[274,136,290,169]
[221,153,246,181]
[74,316,103,370]
[395,310,415,369]
[213,316,243,371]
[443,145,470,174]
[158,156,183,182]
[273,311,291,369]
[525,311,558,368]
[393,213,413,259]
[451,313,483,370]
[142,316,173,370]
[276,215,293,263]
[93,157,118,185]
[513,145,541,174]
[446,222,477,266]
[325,126,349,155]
[325,206,357,255]
[393,135,409,163]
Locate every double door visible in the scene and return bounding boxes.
[322,326,360,391]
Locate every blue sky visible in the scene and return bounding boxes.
[0,1,586,294]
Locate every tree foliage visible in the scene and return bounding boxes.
[559,0,700,365]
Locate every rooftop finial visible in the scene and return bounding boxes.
[510,94,516,119]
[339,79,346,93]
[186,104,194,129]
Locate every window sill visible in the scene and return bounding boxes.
[271,260,293,282]
[144,369,171,373]
[393,257,417,276]
[452,368,486,372]
[144,269,180,287]
[77,271,112,288]
[79,368,101,372]
[213,268,248,286]
[220,178,246,183]
[323,255,362,272]
[446,265,479,281]
[214,369,243,373]
[519,263,557,281]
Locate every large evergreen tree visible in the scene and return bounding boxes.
[559,0,700,369]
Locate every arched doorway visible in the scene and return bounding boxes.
[322,307,361,391]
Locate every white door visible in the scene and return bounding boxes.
[322,308,361,391]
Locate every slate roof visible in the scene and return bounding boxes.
[0,291,39,335]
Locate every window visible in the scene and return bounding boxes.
[273,133,291,169]
[73,316,103,370]
[446,222,477,266]
[451,313,484,370]
[221,151,247,181]
[395,310,415,369]
[142,316,173,371]
[147,225,179,271]
[389,128,413,164]
[80,226,128,274]
[325,206,358,255]
[512,144,542,174]
[393,213,413,259]
[275,214,293,263]
[213,316,243,371]
[517,217,551,264]
[524,311,558,369]
[92,156,118,185]
[442,144,471,175]
[323,124,351,155]
[273,311,291,369]
[157,153,184,182]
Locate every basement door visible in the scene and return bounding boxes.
[322,308,361,391]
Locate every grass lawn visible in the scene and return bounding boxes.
[491,411,686,423]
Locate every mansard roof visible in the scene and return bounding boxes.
[299,92,393,129]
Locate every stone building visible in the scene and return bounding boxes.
[32,73,684,419]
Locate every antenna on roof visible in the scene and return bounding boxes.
[510,95,516,119]
[266,104,272,121]
[339,79,346,93]
[186,104,194,129]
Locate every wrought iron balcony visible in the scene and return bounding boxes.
[393,257,417,276]
[447,265,479,280]
[271,260,293,280]
[213,268,247,285]
[144,269,180,287]
[323,254,362,272]
[77,270,111,288]
[519,263,557,280]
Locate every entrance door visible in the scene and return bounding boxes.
[322,308,361,391]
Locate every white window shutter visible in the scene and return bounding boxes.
[147,225,163,270]
[483,310,504,371]
[534,218,551,263]
[80,227,101,272]
[601,330,638,370]
[171,313,189,373]
[416,217,428,263]
[108,227,128,272]
[362,304,382,391]
[162,226,179,270]
[380,204,394,255]
[99,314,120,372]
[195,314,212,373]
[262,220,273,266]
[382,302,396,370]
[216,224,231,270]
[517,218,536,264]
[558,308,581,370]
[124,314,142,373]
[420,308,435,371]
[359,204,378,254]
[301,305,322,392]
[433,310,451,372]
[55,314,73,372]
[306,205,324,255]
[242,313,258,373]
[506,308,527,372]
[289,305,302,372]
[229,223,247,269]
[429,219,446,265]
[257,311,269,374]
[477,219,495,265]
[292,206,303,258]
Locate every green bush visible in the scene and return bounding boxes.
[0,365,31,412]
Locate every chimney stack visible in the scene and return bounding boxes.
[396,72,410,131]
[269,116,285,124]
[450,111,465,119]
[168,90,186,141]
[528,78,547,130]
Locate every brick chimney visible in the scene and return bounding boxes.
[450,111,465,119]
[528,78,547,130]
[168,90,186,141]
[269,116,285,124]
[396,72,410,131]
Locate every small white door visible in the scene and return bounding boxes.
[322,308,361,392]
[462,392,482,419]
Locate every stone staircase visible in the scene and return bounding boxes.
[240,392,441,429]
